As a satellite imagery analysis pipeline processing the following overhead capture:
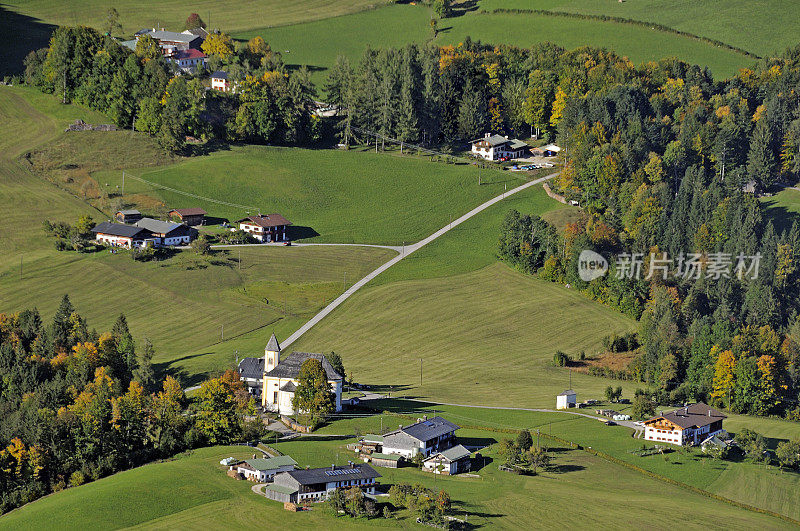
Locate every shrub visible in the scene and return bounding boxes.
[553,350,570,367]
[69,470,86,487]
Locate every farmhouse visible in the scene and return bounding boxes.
[91,222,151,248]
[382,416,459,459]
[134,218,194,246]
[115,209,142,223]
[237,214,292,242]
[423,444,471,475]
[643,402,726,446]
[211,71,233,92]
[264,463,381,504]
[170,48,207,72]
[237,334,343,415]
[136,29,202,55]
[230,455,297,482]
[168,208,206,226]
[556,389,577,409]
[471,133,529,161]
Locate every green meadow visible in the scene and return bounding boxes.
[0,431,790,529]
[478,0,800,58]
[237,3,751,85]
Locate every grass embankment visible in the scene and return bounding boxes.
[0,433,789,529]
[478,0,800,58]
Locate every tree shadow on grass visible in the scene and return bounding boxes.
[154,353,213,386]
[0,6,55,76]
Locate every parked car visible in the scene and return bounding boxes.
[499,156,510,162]
[283,241,292,246]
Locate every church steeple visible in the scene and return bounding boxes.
[265,332,281,373]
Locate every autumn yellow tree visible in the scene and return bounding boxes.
[756,354,782,415]
[201,33,235,59]
[710,346,736,407]
[549,86,567,128]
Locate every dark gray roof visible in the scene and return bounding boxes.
[141,30,199,44]
[117,209,141,216]
[92,221,150,239]
[280,381,297,393]
[211,71,228,80]
[427,444,471,462]
[265,352,342,381]
[284,464,380,485]
[645,402,726,430]
[134,218,189,236]
[266,333,280,352]
[387,416,459,443]
[238,357,264,380]
[559,390,576,396]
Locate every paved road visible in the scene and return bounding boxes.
[280,172,558,348]
[200,242,404,252]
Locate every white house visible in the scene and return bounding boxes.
[471,133,529,161]
[211,71,233,92]
[643,402,726,446]
[237,214,292,242]
[91,222,152,248]
[253,333,343,416]
[231,456,297,482]
[556,390,577,410]
[381,416,459,459]
[134,218,193,246]
[422,444,471,475]
[264,464,381,504]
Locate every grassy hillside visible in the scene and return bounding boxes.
[0,87,395,385]
[0,436,788,529]
[238,3,751,85]
[477,0,800,57]
[90,145,523,246]
[3,0,394,35]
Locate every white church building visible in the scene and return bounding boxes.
[237,333,343,416]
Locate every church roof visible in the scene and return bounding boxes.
[265,351,342,381]
[266,333,281,352]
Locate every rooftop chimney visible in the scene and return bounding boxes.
[331,464,335,470]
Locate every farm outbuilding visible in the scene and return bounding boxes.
[557,390,577,409]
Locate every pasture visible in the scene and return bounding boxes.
[92,144,523,246]
[0,433,789,529]
[477,0,800,58]
[239,3,751,85]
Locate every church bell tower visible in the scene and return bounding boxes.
[265,332,281,373]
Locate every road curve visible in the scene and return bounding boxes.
[280,172,558,349]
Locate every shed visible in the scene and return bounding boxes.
[557,390,577,410]
[115,209,142,223]
[231,455,297,482]
[368,452,401,468]
[169,208,207,226]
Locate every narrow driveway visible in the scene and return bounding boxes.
[281,172,558,348]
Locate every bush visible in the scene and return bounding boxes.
[191,235,211,255]
[553,350,570,367]
[69,470,86,487]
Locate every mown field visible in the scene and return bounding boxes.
[237,3,752,85]
[0,87,396,385]
[96,144,523,246]
[477,0,800,58]
[0,429,789,529]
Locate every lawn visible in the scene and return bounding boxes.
[0,87,397,385]
[292,261,636,408]
[95,144,524,246]
[0,436,788,529]
[0,0,394,75]
[477,0,800,58]
[349,398,800,522]
[761,187,800,234]
[238,3,751,86]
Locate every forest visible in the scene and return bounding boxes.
[22,26,319,153]
[0,296,263,514]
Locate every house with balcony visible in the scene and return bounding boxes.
[643,402,726,446]
[381,416,459,459]
[264,463,381,504]
[471,133,529,161]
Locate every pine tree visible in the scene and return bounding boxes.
[747,116,778,189]
[134,338,157,391]
[51,294,75,351]
[457,80,487,140]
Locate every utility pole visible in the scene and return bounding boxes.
[221,324,224,341]
[239,248,241,270]
[343,271,347,291]
[122,171,125,196]
[420,358,423,387]
[20,256,22,281]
